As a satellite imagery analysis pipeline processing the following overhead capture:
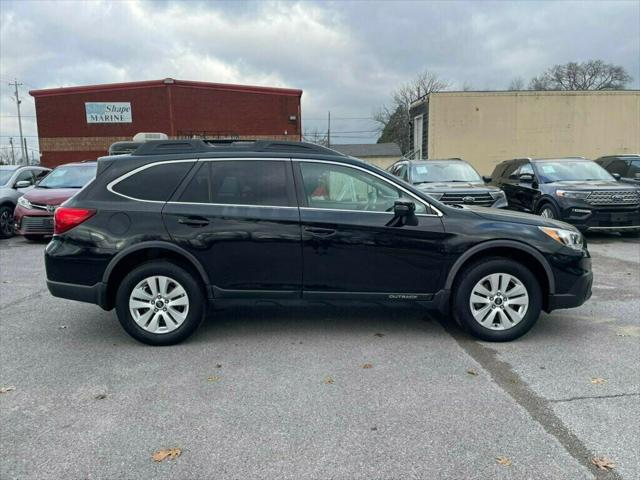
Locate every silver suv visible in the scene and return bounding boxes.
[0,165,51,238]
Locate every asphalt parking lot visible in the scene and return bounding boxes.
[1,234,638,480]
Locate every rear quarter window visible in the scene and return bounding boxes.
[111,161,194,201]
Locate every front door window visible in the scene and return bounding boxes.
[299,162,427,213]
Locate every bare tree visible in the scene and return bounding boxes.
[303,128,328,147]
[462,81,474,91]
[375,70,449,154]
[529,60,632,91]
[508,77,526,91]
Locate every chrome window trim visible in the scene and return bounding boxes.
[107,159,198,204]
[294,158,443,217]
[166,201,297,210]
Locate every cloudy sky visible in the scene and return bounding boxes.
[1,0,638,157]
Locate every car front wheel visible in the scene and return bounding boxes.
[452,257,542,341]
[538,203,559,219]
[0,205,15,239]
[115,261,205,345]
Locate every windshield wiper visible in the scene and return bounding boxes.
[414,181,433,185]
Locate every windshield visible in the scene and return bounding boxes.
[37,164,96,189]
[535,161,614,183]
[411,162,482,183]
[0,168,17,186]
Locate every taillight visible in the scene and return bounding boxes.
[54,207,96,235]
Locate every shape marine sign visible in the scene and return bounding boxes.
[85,102,132,123]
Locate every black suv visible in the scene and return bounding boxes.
[388,159,507,208]
[46,140,592,345]
[491,157,640,234]
[595,154,640,185]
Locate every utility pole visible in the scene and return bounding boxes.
[9,137,15,164]
[23,138,29,164]
[327,111,331,148]
[9,79,25,163]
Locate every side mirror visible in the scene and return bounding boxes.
[519,173,534,184]
[14,180,31,189]
[393,199,416,217]
[482,175,492,184]
[612,173,621,181]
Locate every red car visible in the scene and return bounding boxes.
[14,162,97,240]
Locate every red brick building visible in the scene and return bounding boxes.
[30,78,303,167]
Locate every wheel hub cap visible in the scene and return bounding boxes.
[129,275,189,334]
[469,273,529,330]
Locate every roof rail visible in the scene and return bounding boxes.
[131,139,344,156]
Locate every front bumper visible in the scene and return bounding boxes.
[14,205,54,236]
[559,205,640,232]
[547,269,593,311]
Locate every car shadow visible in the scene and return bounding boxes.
[191,303,444,345]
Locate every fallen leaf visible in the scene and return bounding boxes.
[371,426,378,431]
[58,325,67,329]
[591,457,615,471]
[0,386,16,394]
[374,333,384,337]
[467,369,478,376]
[152,448,182,462]
[215,364,222,369]
[323,376,334,385]
[496,456,512,466]
[94,393,107,400]
[362,363,373,369]
[207,375,221,382]
[591,377,607,385]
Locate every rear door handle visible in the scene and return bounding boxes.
[178,216,210,227]
[304,226,336,237]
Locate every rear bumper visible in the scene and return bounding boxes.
[547,270,593,311]
[46,279,110,310]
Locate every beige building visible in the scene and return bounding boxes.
[330,143,402,169]
[409,90,640,174]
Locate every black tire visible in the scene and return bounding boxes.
[537,202,559,220]
[452,257,542,342]
[115,261,205,346]
[24,234,46,242]
[0,205,15,239]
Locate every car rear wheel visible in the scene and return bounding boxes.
[115,261,205,345]
[452,257,542,341]
[0,205,15,239]
[538,203,559,219]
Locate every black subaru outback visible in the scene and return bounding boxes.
[45,140,592,345]
[491,157,640,234]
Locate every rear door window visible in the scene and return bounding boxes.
[178,160,294,207]
[112,161,194,201]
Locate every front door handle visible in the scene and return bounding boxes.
[304,226,336,238]
[178,216,210,227]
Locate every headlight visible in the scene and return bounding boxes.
[556,190,591,199]
[539,226,584,251]
[17,196,32,209]
[425,192,444,200]
[490,191,506,199]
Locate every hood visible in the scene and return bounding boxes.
[547,180,639,191]
[458,205,576,230]
[416,182,499,192]
[23,187,80,205]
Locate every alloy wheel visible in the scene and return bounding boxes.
[469,273,529,330]
[540,207,555,219]
[0,209,13,236]
[128,275,189,334]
